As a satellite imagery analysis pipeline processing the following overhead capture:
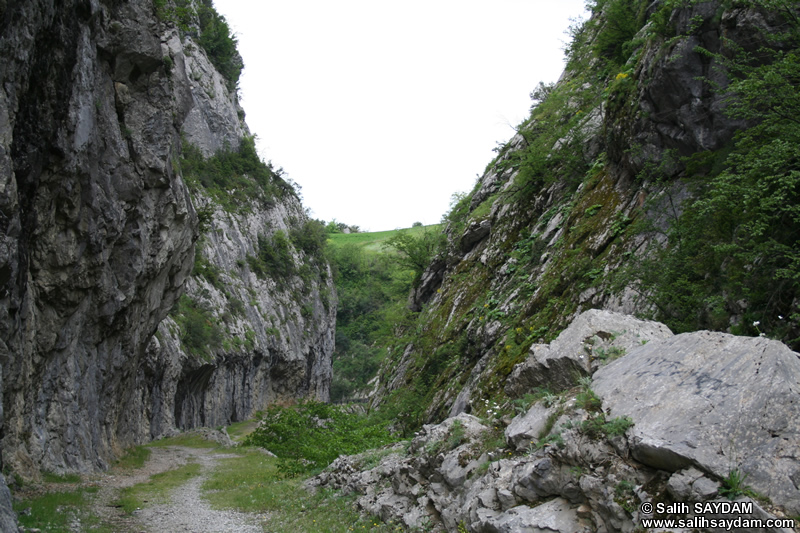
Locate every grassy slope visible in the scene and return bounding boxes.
[327,224,442,253]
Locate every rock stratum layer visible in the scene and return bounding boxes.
[0,1,334,513]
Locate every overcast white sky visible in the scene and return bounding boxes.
[213,0,588,231]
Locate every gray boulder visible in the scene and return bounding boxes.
[593,331,800,514]
[506,309,673,396]
[505,403,553,451]
[473,498,591,533]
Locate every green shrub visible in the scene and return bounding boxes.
[289,219,328,260]
[155,0,242,90]
[576,388,603,413]
[181,137,294,213]
[248,231,294,280]
[192,249,223,288]
[625,4,800,348]
[243,401,396,475]
[384,228,445,286]
[171,295,221,360]
[591,0,645,66]
[580,414,633,439]
[196,0,242,91]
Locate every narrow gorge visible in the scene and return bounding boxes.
[0,0,799,531]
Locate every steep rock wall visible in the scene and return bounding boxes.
[370,0,799,425]
[141,196,335,435]
[0,0,335,492]
[0,0,197,476]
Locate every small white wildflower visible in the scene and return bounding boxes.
[779,315,784,320]
[753,321,760,326]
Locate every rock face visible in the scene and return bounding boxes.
[0,0,197,477]
[312,311,800,531]
[593,331,800,514]
[0,0,334,505]
[368,0,800,435]
[505,309,673,396]
[143,197,335,434]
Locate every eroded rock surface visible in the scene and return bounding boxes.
[506,309,673,396]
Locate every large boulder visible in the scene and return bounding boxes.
[593,331,800,515]
[506,309,673,396]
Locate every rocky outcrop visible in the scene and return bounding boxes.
[593,331,800,515]
[0,0,334,498]
[311,311,800,531]
[143,196,335,433]
[505,309,673,396]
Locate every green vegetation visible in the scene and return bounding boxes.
[14,487,105,533]
[180,136,294,213]
[243,401,396,476]
[41,472,82,483]
[247,230,293,280]
[154,0,242,90]
[170,294,222,361]
[383,228,445,286]
[626,0,800,348]
[116,462,203,514]
[192,247,223,288]
[114,446,152,470]
[203,448,400,532]
[327,226,438,401]
[148,432,220,449]
[327,223,441,253]
[355,0,800,436]
[225,418,260,442]
[719,468,754,500]
[580,413,634,439]
[614,479,639,513]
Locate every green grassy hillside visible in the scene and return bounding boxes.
[327,224,442,253]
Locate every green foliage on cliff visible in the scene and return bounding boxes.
[383,228,445,286]
[154,0,242,90]
[356,0,800,438]
[591,0,647,65]
[631,1,800,346]
[180,136,295,212]
[171,295,222,361]
[247,231,294,280]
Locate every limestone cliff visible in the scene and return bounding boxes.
[0,0,334,499]
[370,0,800,426]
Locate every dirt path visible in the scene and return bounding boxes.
[88,446,266,533]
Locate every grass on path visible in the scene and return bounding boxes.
[14,486,109,533]
[115,461,202,514]
[203,447,404,532]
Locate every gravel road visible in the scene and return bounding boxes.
[88,446,266,533]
